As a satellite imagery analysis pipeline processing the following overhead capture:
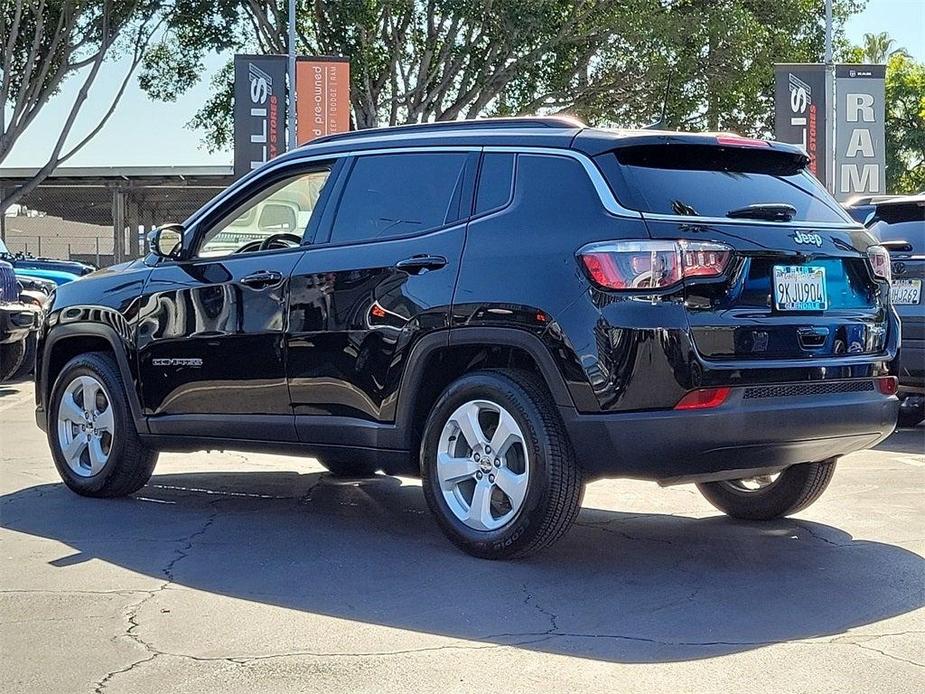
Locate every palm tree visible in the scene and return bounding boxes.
[861,32,908,63]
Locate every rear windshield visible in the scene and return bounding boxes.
[872,202,925,253]
[596,144,852,223]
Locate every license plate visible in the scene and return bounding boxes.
[773,265,827,311]
[891,278,922,305]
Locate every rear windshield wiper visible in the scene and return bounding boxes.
[726,203,796,221]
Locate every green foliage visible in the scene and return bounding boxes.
[884,53,925,193]
[859,31,908,64]
[137,0,867,150]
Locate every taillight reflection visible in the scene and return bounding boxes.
[578,240,732,290]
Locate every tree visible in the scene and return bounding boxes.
[141,0,865,150]
[883,52,925,193]
[860,31,907,64]
[0,1,170,211]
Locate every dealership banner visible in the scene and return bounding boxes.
[774,64,831,187]
[834,64,886,201]
[296,57,351,144]
[233,54,287,177]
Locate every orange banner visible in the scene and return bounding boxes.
[296,57,351,144]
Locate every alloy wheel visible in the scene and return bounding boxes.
[435,399,530,531]
[56,375,114,477]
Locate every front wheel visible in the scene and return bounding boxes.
[696,459,837,521]
[49,352,158,497]
[421,369,583,559]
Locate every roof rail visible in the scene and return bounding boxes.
[305,116,585,147]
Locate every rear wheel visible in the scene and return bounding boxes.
[696,459,837,521]
[421,369,583,559]
[49,352,158,497]
[897,396,924,428]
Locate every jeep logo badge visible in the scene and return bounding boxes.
[791,231,823,247]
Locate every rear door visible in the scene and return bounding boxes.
[593,140,892,361]
[287,149,476,442]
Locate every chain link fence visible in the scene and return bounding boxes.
[1,168,233,268]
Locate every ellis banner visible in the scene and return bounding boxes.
[296,57,351,144]
[233,55,287,178]
[774,64,831,188]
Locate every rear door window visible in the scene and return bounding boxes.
[475,153,515,215]
[329,152,468,245]
[596,144,852,223]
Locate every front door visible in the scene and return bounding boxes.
[136,162,335,441]
[287,150,476,444]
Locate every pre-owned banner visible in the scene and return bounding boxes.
[774,64,830,187]
[233,54,287,178]
[834,64,886,201]
[296,57,351,144]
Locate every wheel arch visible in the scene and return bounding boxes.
[393,327,575,456]
[40,322,146,433]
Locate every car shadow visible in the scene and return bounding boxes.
[1,470,923,664]
[874,426,924,455]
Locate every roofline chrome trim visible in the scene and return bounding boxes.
[640,211,863,230]
[482,145,642,218]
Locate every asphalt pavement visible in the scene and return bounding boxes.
[1,379,923,693]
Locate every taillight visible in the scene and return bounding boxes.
[578,240,732,290]
[876,376,898,395]
[867,245,892,283]
[674,387,731,410]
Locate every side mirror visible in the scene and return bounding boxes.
[148,225,184,259]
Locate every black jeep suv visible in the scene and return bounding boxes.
[34,118,900,558]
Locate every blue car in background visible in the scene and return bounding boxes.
[12,266,81,286]
[0,238,94,282]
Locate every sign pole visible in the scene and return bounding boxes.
[287,0,297,150]
[824,0,836,193]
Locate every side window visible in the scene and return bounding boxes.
[475,153,515,215]
[197,168,331,257]
[329,152,467,245]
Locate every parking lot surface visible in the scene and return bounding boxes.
[1,380,923,693]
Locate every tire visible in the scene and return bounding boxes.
[696,459,837,521]
[897,402,924,428]
[48,352,158,498]
[9,332,37,381]
[317,457,378,477]
[421,369,583,559]
[0,338,26,382]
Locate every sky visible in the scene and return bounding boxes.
[3,0,923,169]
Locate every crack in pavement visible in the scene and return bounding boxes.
[299,473,329,505]
[91,497,224,693]
[791,521,851,548]
[574,521,674,545]
[520,583,558,633]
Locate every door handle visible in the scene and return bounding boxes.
[394,255,447,274]
[240,270,284,288]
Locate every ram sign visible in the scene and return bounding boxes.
[834,64,886,201]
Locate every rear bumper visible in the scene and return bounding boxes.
[561,380,898,483]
